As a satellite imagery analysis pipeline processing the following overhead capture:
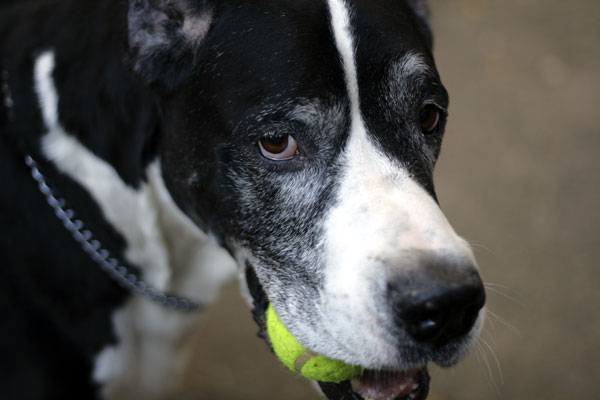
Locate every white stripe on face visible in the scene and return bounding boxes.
[302,1,481,368]
[326,0,361,117]
[315,120,478,368]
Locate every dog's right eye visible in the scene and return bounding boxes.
[258,135,298,161]
[419,105,442,135]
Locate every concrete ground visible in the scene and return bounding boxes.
[182,0,600,399]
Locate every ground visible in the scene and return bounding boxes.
[181,0,600,398]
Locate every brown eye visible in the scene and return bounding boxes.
[419,106,441,134]
[258,134,298,160]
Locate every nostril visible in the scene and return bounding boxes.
[393,280,486,347]
[404,301,446,343]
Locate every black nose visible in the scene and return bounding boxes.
[389,268,486,347]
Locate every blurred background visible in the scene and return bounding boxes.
[182,0,600,398]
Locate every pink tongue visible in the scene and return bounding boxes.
[351,369,420,400]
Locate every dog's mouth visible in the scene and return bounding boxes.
[245,265,431,400]
[319,367,430,400]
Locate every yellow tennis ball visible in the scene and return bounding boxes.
[266,303,362,383]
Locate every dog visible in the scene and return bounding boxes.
[0,0,486,399]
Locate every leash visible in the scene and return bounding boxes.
[24,154,203,313]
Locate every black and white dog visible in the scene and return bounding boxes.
[0,0,486,399]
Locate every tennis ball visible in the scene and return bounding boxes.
[266,303,362,383]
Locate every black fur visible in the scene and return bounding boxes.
[0,1,480,399]
[0,2,147,399]
[245,261,269,340]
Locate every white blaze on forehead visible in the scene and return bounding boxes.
[324,0,458,257]
[327,0,361,119]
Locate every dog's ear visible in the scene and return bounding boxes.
[405,0,433,48]
[127,0,213,90]
[406,0,431,22]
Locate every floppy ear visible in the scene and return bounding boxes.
[127,0,213,89]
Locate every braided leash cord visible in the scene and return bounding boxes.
[24,155,202,312]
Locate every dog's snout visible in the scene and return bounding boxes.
[401,283,485,345]
[389,265,486,347]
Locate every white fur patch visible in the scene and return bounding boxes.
[33,50,236,399]
[34,51,171,289]
[280,3,483,369]
[327,0,361,119]
[317,138,476,367]
[91,164,236,399]
[182,11,213,45]
[398,52,432,78]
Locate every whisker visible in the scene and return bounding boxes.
[477,340,500,394]
[484,286,525,308]
[487,310,521,337]
[485,312,496,330]
[482,328,498,347]
[465,241,496,257]
[474,342,484,364]
[480,337,504,387]
[484,282,520,294]
[484,282,523,300]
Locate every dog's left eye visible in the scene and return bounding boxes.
[258,135,298,161]
[419,105,441,134]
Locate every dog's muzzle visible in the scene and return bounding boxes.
[317,261,484,400]
[246,258,485,400]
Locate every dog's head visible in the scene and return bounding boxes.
[128,0,485,398]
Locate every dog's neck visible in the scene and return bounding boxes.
[2,1,158,186]
[32,47,236,304]
[1,0,237,303]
